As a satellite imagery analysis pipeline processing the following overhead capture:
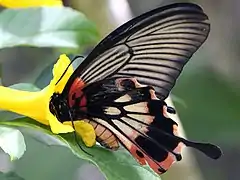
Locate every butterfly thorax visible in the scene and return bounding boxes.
[49,92,81,123]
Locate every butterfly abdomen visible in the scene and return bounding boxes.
[85,120,119,150]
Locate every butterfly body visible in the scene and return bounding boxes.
[50,3,222,175]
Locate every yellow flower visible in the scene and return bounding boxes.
[0,0,62,8]
[0,54,96,147]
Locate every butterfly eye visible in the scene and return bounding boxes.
[167,106,176,114]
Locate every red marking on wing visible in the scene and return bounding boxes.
[68,78,87,111]
[129,144,178,173]
[129,145,146,165]
[122,128,183,174]
[121,135,178,174]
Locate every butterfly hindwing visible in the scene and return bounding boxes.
[62,3,210,100]
[64,76,221,174]
[73,77,183,174]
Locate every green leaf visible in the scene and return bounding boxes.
[0,127,26,161]
[9,83,40,92]
[34,61,54,89]
[0,7,99,49]
[170,94,187,109]
[34,54,85,89]
[63,133,161,180]
[21,127,66,147]
[0,171,25,180]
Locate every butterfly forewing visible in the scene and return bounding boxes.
[62,3,210,100]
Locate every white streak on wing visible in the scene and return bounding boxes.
[128,114,154,124]
[124,102,147,113]
[105,107,121,115]
[115,94,131,102]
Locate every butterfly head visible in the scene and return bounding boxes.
[49,93,71,122]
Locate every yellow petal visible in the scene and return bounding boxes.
[47,113,74,134]
[0,0,63,8]
[52,54,74,93]
[64,121,96,147]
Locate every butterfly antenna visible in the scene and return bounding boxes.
[55,55,85,85]
[68,110,93,157]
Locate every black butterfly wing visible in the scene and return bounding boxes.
[63,3,210,100]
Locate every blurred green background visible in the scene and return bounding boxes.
[0,0,239,180]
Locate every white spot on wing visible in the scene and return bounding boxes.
[105,107,121,115]
[124,102,148,113]
[128,114,153,124]
[115,94,131,102]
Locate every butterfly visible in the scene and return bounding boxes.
[49,2,222,175]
